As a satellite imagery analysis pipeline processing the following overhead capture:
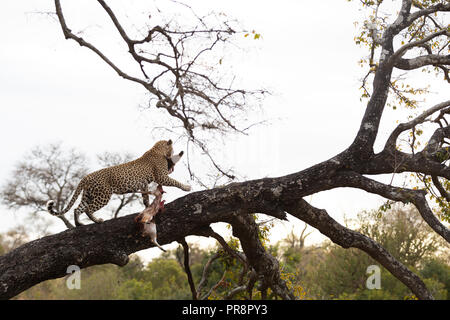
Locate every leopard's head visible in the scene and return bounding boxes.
[152,139,174,158]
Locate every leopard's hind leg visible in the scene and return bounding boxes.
[74,185,112,226]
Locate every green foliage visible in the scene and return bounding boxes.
[420,258,450,296]
[422,278,447,300]
[274,204,449,300]
[116,279,154,300]
[357,206,442,267]
[315,246,373,298]
[141,259,191,299]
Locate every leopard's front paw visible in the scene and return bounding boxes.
[183,184,191,192]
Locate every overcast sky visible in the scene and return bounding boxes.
[1,1,442,261]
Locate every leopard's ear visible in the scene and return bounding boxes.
[167,139,172,146]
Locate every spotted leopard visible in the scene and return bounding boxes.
[46,139,190,226]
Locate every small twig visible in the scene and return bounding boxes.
[432,175,450,203]
[200,270,227,300]
[197,252,220,298]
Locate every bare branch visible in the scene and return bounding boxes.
[406,2,450,29]
[384,100,450,151]
[224,285,247,300]
[432,175,450,203]
[200,270,227,300]
[53,0,266,182]
[179,239,197,300]
[394,54,450,71]
[54,0,159,95]
[196,252,220,299]
[391,30,450,63]
[331,171,450,243]
[197,226,247,265]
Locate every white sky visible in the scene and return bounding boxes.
[1,1,446,262]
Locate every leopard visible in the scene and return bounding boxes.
[46,139,191,226]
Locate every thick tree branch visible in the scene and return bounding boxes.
[422,125,450,156]
[331,171,450,243]
[226,214,295,300]
[394,54,450,70]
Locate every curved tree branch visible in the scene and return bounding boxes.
[331,171,450,242]
[394,54,450,71]
[384,100,450,151]
[391,30,449,62]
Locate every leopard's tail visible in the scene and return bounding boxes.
[47,182,84,216]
